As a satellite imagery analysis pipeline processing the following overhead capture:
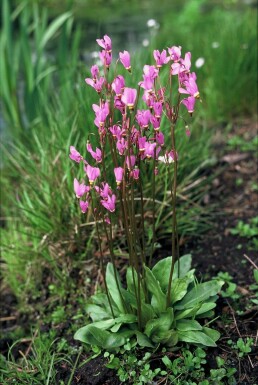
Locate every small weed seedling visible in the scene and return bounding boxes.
[230,217,258,250]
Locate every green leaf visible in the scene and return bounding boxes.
[136,332,155,348]
[121,288,155,325]
[175,280,224,310]
[176,319,202,331]
[177,330,217,347]
[74,325,126,349]
[126,266,145,300]
[144,265,166,313]
[254,269,258,284]
[195,302,216,316]
[90,319,116,330]
[175,304,201,320]
[152,330,175,344]
[106,263,125,313]
[173,254,193,279]
[152,254,192,293]
[85,304,111,322]
[203,327,220,342]
[170,274,193,305]
[40,12,72,50]
[151,256,171,292]
[145,308,174,338]
[115,314,137,324]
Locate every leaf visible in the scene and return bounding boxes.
[166,331,179,347]
[170,275,192,305]
[136,332,155,348]
[40,12,72,50]
[126,266,145,300]
[173,254,192,279]
[254,269,258,284]
[175,280,224,310]
[151,256,171,292]
[195,302,216,316]
[115,314,137,324]
[177,330,217,347]
[85,304,111,322]
[176,319,202,331]
[106,263,125,313]
[145,308,174,338]
[203,327,220,342]
[74,325,126,349]
[152,330,175,344]
[90,319,116,330]
[175,304,201,320]
[152,254,192,293]
[121,288,156,325]
[144,265,166,313]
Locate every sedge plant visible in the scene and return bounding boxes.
[70,35,223,350]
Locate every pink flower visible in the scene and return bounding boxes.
[74,178,90,198]
[119,51,131,71]
[179,72,199,98]
[143,65,159,79]
[96,183,112,199]
[114,167,124,185]
[91,65,99,78]
[138,136,147,152]
[142,91,156,109]
[85,77,105,93]
[99,50,112,67]
[121,87,137,110]
[171,52,191,75]
[126,155,136,169]
[112,75,125,96]
[96,35,112,52]
[181,96,196,115]
[136,109,151,128]
[85,164,100,184]
[101,194,116,212]
[93,102,109,128]
[114,96,126,114]
[86,142,102,163]
[109,125,124,140]
[132,168,140,180]
[156,131,164,146]
[153,49,169,68]
[153,102,163,118]
[139,75,154,92]
[69,146,83,163]
[80,199,89,213]
[168,46,182,62]
[144,142,156,159]
[116,138,127,155]
[151,115,161,131]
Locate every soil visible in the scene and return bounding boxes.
[1,118,257,384]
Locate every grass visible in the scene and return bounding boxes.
[156,0,257,121]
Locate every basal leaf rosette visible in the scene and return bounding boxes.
[74,255,224,351]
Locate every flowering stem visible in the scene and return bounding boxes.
[95,218,115,318]
[166,122,178,307]
[149,154,156,267]
[102,216,128,313]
